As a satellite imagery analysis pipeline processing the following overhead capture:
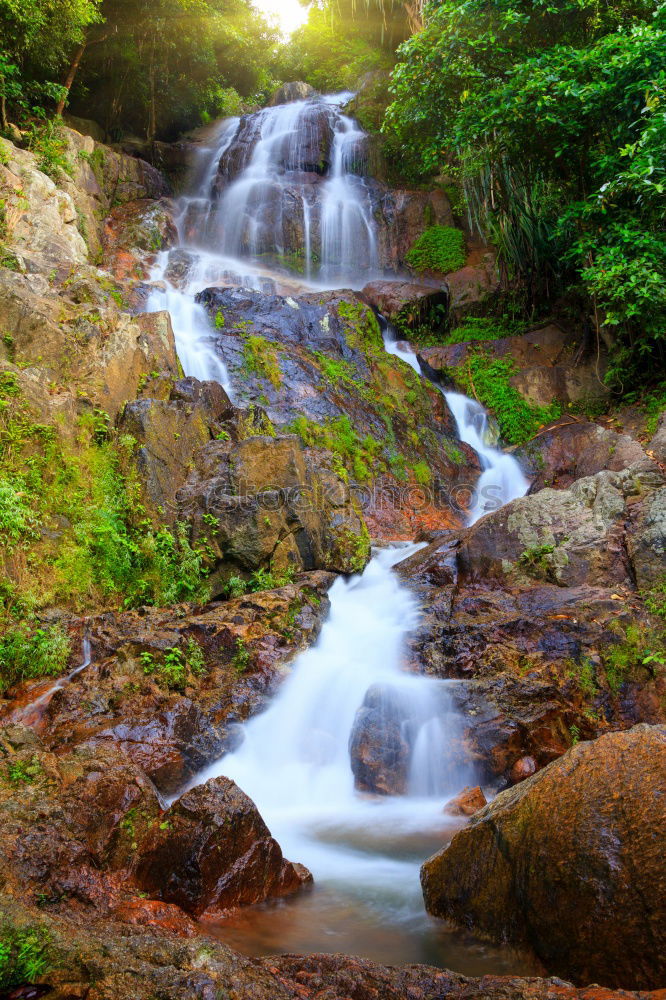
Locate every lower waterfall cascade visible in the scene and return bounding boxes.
[151,93,532,970]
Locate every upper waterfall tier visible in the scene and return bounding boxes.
[175,94,451,287]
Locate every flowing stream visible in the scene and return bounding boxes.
[151,93,531,970]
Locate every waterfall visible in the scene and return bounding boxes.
[145,95,533,968]
[444,391,529,524]
[383,326,529,523]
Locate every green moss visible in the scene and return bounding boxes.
[449,350,561,445]
[412,460,432,485]
[445,316,524,344]
[405,226,466,274]
[0,922,53,989]
[287,414,383,484]
[242,335,282,389]
[337,300,383,352]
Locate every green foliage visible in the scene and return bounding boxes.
[6,758,42,786]
[221,564,297,599]
[405,226,465,275]
[0,395,210,615]
[385,0,666,388]
[140,639,206,691]
[602,623,666,693]
[0,922,53,989]
[450,350,561,445]
[231,637,251,674]
[276,3,402,93]
[67,0,280,141]
[0,624,71,695]
[27,120,72,180]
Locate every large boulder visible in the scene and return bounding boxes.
[135,776,310,915]
[458,467,663,590]
[421,724,666,990]
[516,419,659,492]
[177,433,370,579]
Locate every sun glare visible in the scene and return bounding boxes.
[253,0,310,36]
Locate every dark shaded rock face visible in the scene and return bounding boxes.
[422,724,666,990]
[349,685,412,795]
[135,776,311,916]
[194,285,479,540]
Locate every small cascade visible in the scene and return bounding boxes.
[444,391,529,524]
[382,323,529,523]
[9,637,92,726]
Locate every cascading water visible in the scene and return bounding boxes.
[195,546,530,971]
[148,93,382,386]
[383,325,529,523]
[148,93,532,969]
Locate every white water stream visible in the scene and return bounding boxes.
[383,326,529,523]
[146,93,531,969]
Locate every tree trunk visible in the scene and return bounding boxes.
[403,0,423,32]
[0,86,7,132]
[55,42,87,117]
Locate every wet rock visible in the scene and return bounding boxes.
[515,419,659,492]
[374,188,455,271]
[270,81,318,105]
[349,685,412,795]
[177,433,370,578]
[102,198,178,281]
[458,470,642,590]
[422,724,666,989]
[11,574,334,793]
[360,279,448,326]
[120,377,233,514]
[509,756,537,783]
[135,776,310,916]
[5,894,663,1000]
[444,785,487,816]
[194,285,477,540]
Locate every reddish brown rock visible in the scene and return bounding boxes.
[422,724,666,990]
[516,420,659,493]
[135,776,311,916]
[111,898,198,937]
[509,756,537,784]
[444,786,488,816]
[360,279,447,323]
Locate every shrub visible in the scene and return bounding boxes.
[0,624,71,695]
[405,226,465,274]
